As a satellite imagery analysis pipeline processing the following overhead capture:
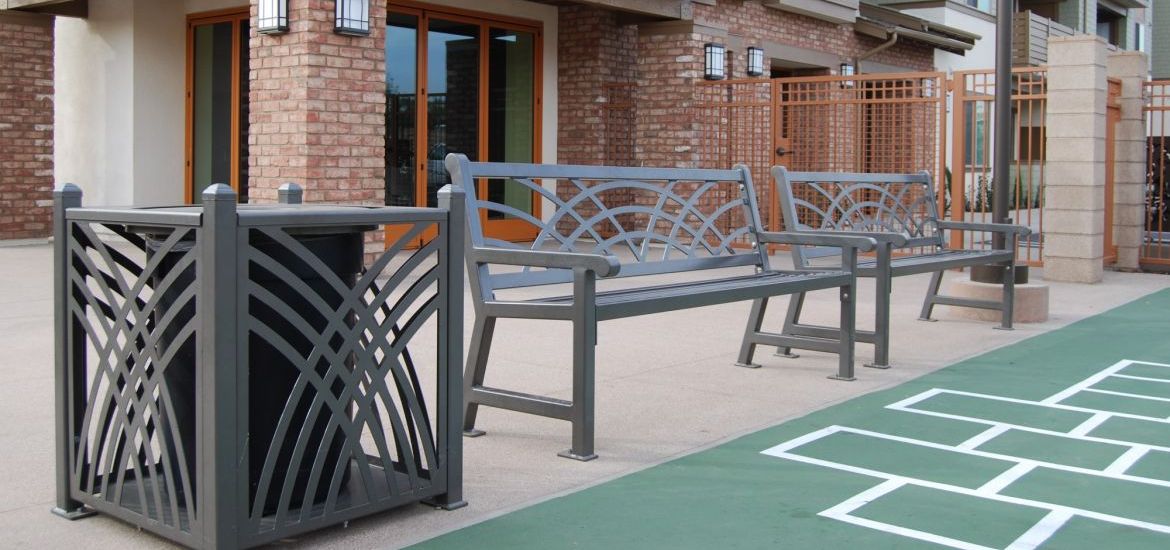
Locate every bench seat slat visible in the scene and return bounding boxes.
[511,270,849,321]
[857,249,1013,277]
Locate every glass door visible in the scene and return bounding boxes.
[187,9,249,203]
[386,4,541,246]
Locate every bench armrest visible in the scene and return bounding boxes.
[470,247,622,277]
[795,229,909,248]
[758,231,878,253]
[937,220,1032,237]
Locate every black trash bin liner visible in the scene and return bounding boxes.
[148,228,363,516]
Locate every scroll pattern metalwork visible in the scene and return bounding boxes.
[471,176,754,262]
[242,223,442,534]
[65,221,200,538]
[786,178,941,241]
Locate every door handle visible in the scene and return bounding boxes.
[776,147,794,156]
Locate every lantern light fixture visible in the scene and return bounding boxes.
[335,0,371,36]
[704,43,726,81]
[746,46,765,77]
[257,0,289,35]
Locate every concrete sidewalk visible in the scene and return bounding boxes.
[1,241,1167,549]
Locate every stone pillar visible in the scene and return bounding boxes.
[1043,35,1108,283]
[0,11,54,240]
[1107,50,1151,271]
[249,0,386,207]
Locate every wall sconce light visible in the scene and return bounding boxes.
[704,43,726,81]
[335,0,370,36]
[746,46,765,77]
[257,0,289,35]
[839,62,856,88]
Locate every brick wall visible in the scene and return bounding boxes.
[694,1,934,74]
[248,0,387,206]
[0,13,53,240]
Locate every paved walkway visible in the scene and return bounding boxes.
[1,241,1168,548]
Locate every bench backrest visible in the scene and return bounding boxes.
[445,154,771,296]
[774,167,944,268]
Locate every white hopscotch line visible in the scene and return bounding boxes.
[1105,446,1152,475]
[1004,510,1075,550]
[1112,374,1170,384]
[762,360,1170,549]
[1082,388,1170,404]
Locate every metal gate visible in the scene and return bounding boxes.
[1143,80,1170,267]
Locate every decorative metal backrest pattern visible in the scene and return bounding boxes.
[445,154,769,295]
[774,167,943,268]
[56,185,463,548]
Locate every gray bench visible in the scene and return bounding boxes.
[444,154,877,461]
[765,167,1031,369]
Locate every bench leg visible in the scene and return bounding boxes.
[735,297,769,368]
[997,262,1015,331]
[560,268,598,461]
[833,280,858,381]
[462,315,496,437]
[774,292,805,358]
[918,270,944,322]
[867,249,892,369]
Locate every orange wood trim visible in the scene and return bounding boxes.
[186,7,249,204]
[389,0,542,30]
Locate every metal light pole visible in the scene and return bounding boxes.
[975,0,1027,282]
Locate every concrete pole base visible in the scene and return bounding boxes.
[942,277,1050,324]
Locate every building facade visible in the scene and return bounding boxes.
[1,0,972,242]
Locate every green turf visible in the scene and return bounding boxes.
[974,429,1129,470]
[1090,376,1170,400]
[1002,466,1170,526]
[850,484,1050,549]
[906,391,1093,431]
[1039,515,1170,550]
[1117,362,1170,381]
[1088,416,1170,448]
[1126,450,1170,482]
[787,431,1015,489]
[413,289,1170,549]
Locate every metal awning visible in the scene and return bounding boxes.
[856,1,979,54]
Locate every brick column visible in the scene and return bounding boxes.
[1106,50,1151,271]
[1042,35,1108,283]
[249,0,386,207]
[0,12,53,240]
[634,23,705,169]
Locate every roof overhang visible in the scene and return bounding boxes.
[561,0,693,22]
[761,0,860,25]
[1,0,86,17]
[856,1,977,55]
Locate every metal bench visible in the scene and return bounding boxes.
[445,154,877,461]
[765,167,1031,369]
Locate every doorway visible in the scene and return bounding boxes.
[385,3,542,245]
[186,8,250,203]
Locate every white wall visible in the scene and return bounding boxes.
[902,5,998,73]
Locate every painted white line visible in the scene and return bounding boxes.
[1042,360,1134,405]
[980,463,1036,494]
[1004,510,1076,550]
[820,479,904,516]
[770,449,1170,536]
[1112,374,1170,384]
[1126,360,1170,368]
[764,425,1170,490]
[958,425,1011,450]
[1068,413,1112,437]
[760,425,842,454]
[892,387,1170,429]
[1105,446,1152,475]
[1083,388,1170,404]
[884,387,946,411]
[823,510,998,550]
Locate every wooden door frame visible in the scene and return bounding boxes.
[185,7,250,204]
[387,1,544,246]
